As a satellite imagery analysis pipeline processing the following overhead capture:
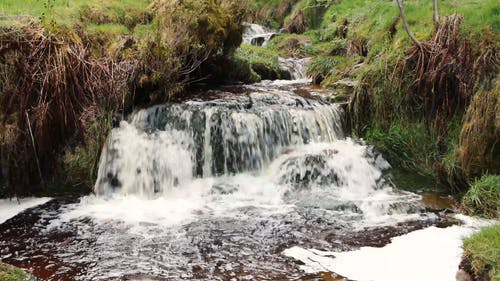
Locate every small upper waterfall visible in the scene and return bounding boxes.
[242,23,277,46]
[241,23,311,80]
[279,57,311,80]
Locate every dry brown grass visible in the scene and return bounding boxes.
[458,77,500,179]
[406,15,474,130]
[0,24,127,193]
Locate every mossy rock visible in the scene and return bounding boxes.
[0,262,36,281]
[462,224,500,281]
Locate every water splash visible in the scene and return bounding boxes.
[95,91,345,198]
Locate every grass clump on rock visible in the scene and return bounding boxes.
[461,175,500,219]
[235,45,290,80]
[0,262,34,281]
[462,224,500,281]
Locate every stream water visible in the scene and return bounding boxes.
[0,25,489,281]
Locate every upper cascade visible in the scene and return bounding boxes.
[95,88,345,197]
[242,23,277,46]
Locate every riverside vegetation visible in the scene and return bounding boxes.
[0,0,499,280]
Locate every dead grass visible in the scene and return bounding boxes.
[0,24,128,194]
[458,77,500,179]
[406,15,475,131]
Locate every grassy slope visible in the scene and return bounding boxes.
[0,0,150,45]
[0,0,149,25]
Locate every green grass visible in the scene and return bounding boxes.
[463,224,500,280]
[0,262,33,281]
[85,23,130,35]
[0,0,150,26]
[320,0,499,47]
[235,44,290,80]
[365,120,439,179]
[462,175,500,219]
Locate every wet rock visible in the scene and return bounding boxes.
[324,80,358,103]
[277,151,341,189]
[455,269,472,281]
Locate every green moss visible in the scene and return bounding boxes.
[0,262,33,281]
[235,45,289,80]
[462,175,500,219]
[306,55,345,84]
[463,224,500,280]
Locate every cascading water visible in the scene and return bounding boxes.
[95,91,345,197]
[242,23,277,46]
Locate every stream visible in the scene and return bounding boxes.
[0,24,491,281]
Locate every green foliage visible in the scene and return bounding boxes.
[463,224,500,280]
[0,262,33,281]
[247,0,299,29]
[235,45,290,80]
[365,120,438,179]
[462,175,500,219]
[306,55,345,84]
[134,0,247,102]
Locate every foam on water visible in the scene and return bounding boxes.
[283,215,496,281]
[0,197,52,224]
[56,138,424,235]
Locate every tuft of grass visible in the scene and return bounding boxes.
[306,55,345,84]
[0,262,33,281]
[462,224,500,280]
[458,79,500,179]
[462,175,500,219]
[235,45,290,80]
[364,120,438,180]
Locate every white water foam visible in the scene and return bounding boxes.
[52,139,424,233]
[283,215,496,281]
[0,197,52,224]
[242,23,276,46]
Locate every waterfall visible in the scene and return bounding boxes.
[279,57,311,80]
[242,23,277,46]
[95,91,345,197]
